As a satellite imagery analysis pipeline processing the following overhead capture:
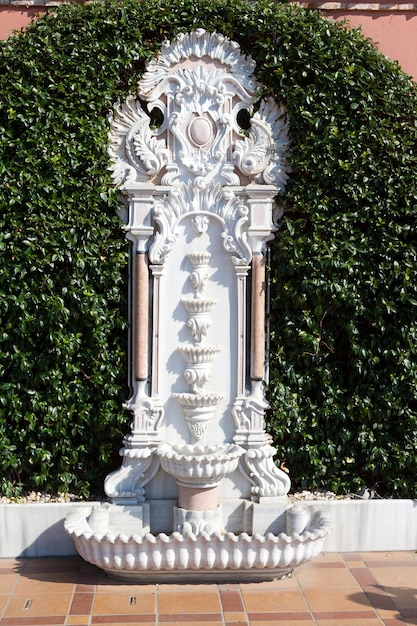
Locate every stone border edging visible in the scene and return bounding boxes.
[1,499,416,558]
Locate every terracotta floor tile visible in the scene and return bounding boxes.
[220,589,244,612]
[241,589,308,612]
[369,566,417,588]
[341,552,362,561]
[3,615,66,625]
[66,617,91,625]
[250,622,314,626]
[248,613,313,622]
[156,583,218,592]
[299,562,346,571]
[92,590,155,615]
[300,554,345,566]
[1,552,416,626]
[3,591,73,617]
[0,574,19,594]
[390,589,417,609]
[350,568,378,588]
[159,623,222,626]
[75,582,96,592]
[313,610,378,620]
[23,557,81,573]
[303,588,374,612]
[223,611,248,621]
[361,551,417,562]
[296,567,361,589]
[69,592,94,615]
[363,587,398,611]
[91,618,157,624]
[158,617,222,623]
[0,593,9,612]
[373,606,403,620]
[15,574,77,594]
[157,590,221,614]
[316,618,384,626]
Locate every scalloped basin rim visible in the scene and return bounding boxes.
[157,442,244,459]
[65,512,331,545]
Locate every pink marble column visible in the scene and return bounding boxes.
[178,485,218,511]
[135,252,149,381]
[250,252,266,381]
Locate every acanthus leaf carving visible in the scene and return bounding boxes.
[148,181,252,265]
[104,450,160,503]
[108,95,168,185]
[138,30,259,99]
[124,394,164,433]
[233,97,291,190]
[241,444,291,498]
[232,394,291,498]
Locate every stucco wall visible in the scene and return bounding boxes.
[320,8,417,80]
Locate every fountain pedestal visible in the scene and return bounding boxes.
[65,29,330,581]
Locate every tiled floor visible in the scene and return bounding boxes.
[0,552,417,625]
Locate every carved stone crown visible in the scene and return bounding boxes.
[109,29,291,191]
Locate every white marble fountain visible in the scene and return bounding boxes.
[65,29,331,582]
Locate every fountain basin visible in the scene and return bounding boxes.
[64,506,331,582]
[157,443,244,487]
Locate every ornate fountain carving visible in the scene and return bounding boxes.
[173,250,224,440]
[65,29,330,582]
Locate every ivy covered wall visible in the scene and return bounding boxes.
[0,0,416,498]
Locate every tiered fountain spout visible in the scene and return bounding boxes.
[65,29,331,582]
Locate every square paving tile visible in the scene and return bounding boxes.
[2,590,73,617]
[302,587,374,613]
[316,617,384,626]
[14,573,77,594]
[92,590,156,615]
[241,589,308,612]
[0,573,19,595]
[296,567,361,589]
[369,565,417,589]
[157,589,221,614]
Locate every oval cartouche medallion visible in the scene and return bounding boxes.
[188,116,213,147]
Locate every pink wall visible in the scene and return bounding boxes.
[324,10,417,80]
[0,7,46,40]
[0,6,416,80]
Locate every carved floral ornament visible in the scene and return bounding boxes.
[108,29,291,192]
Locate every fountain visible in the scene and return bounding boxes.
[65,29,330,582]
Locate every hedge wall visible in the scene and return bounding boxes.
[1,0,416,498]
